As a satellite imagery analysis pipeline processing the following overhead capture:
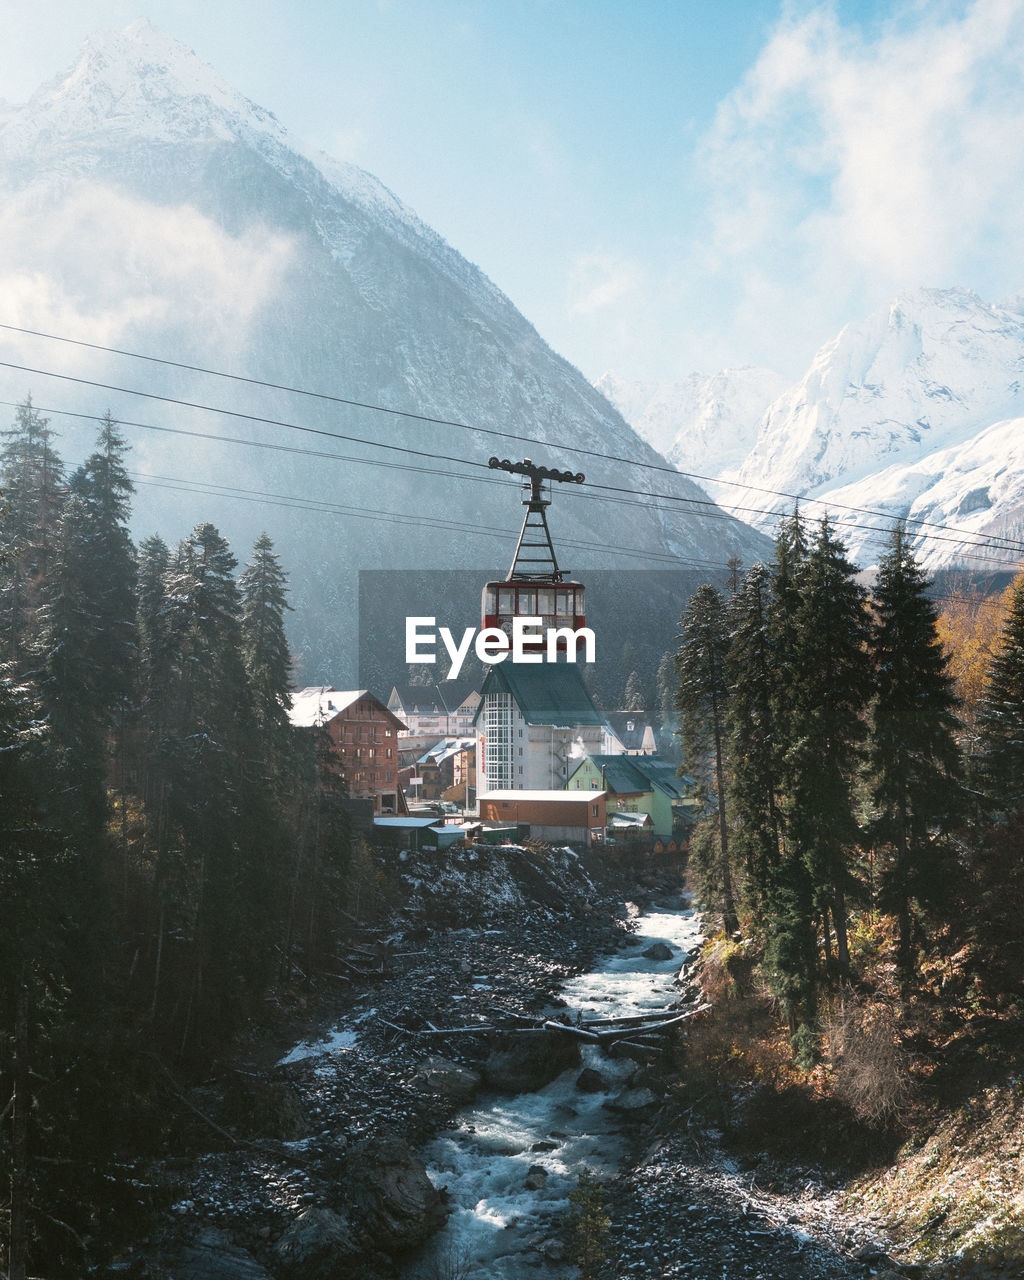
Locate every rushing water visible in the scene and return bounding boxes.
[403,899,704,1280]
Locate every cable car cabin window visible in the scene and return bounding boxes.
[517,587,537,614]
[555,588,571,617]
[498,587,515,614]
[538,587,555,617]
[483,586,497,614]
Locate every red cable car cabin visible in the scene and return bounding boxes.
[480,456,587,651]
[480,580,586,636]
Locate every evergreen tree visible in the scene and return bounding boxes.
[35,495,110,835]
[67,413,137,716]
[784,517,871,979]
[978,572,1024,811]
[869,523,964,980]
[239,532,294,773]
[676,583,738,934]
[623,669,646,714]
[762,511,819,1038]
[156,523,276,1051]
[0,397,65,670]
[726,562,783,906]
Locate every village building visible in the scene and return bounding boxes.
[474,661,604,792]
[566,753,692,837]
[602,710,658,755]
[477,789,607,847]
[387,681,480,739]
[402,736,476,806]
[289,686,407,814]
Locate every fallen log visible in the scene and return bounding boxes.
[587,1005,711,1040]
[581,1005,709,1027]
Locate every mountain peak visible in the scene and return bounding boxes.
[0,20,286,156]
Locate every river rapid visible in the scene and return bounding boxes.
[403,899,704,1280]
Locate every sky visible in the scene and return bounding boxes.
[3,0,1024,385]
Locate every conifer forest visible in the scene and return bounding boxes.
[1,400,355,1274]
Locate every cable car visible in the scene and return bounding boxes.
[480,457,586,648]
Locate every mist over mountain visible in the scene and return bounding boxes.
[0,20,768,681]
[596,366,787,482]
[603,288,1024,572]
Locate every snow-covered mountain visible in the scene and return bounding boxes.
[596,367,787,480]
[0,21,768,678]
[726,289,1024,566]
[602,288,1024,572]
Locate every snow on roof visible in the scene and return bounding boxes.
[478,789,606,803]
[416,737,476,765]
[288,687,366,727]
[373,816,443,829]
[608,811,652,827]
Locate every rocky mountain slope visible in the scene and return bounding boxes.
[0,20,768,679]
[596,366,787,481]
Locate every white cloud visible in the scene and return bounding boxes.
[0,178,294,373]
[690,0,1024,374]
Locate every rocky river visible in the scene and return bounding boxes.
[133,844,896,1279]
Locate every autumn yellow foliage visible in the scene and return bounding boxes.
[936,572,1024,737]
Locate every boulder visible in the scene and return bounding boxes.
[606,1086,658,1112]
[409,1054,481,1102]
[222,1075,310,1141]
[524,1164,548,1191]
[483,1032,579,1093]
[176,1228,275,1280]
[274,1208,359,1279]
[345,1135,448,1252]
[641,942,675,962]
[575,1067,606,1094]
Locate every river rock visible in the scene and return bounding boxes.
[524,1164,548,1190]
[222,1075,310,1141]
[410,1054,481,1101]
[175,1228,276,1279]
[642,941,675,961]
[275,1207,359,1278]
[607,1085,659,1112]
[575,1066,606,1093]
[344,1135,448,1251]
[483,1032,579,1093]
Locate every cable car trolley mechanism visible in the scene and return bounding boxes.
[481,456,587,650]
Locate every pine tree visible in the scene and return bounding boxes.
[726,562,783,906]
[762,511,819,1038]
[869,523,964,980]
[0,397,65,670]
[35,495,110,835]
[155,523,276,1051]
[623,669,646,714]
[67,413,137,717]
[978,571,1024,811]
[676,583,738,934]
[784,517,871,979]
[239,532,294,774]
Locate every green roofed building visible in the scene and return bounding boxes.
[474,661,604,792]
[567,753,693,837]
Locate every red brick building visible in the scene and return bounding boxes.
[289,687,407,814]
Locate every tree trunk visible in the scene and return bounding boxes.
[711,697,738,935]
[9,980,29,1280]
